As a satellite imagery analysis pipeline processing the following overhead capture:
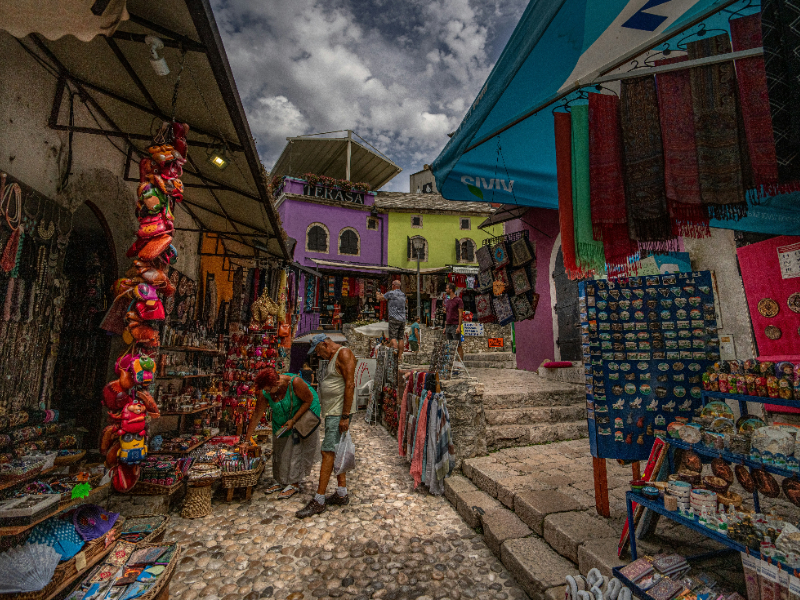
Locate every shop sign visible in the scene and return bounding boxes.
[777,241,800,279]
[462,322,484,337]
[303,183,365,204]
[487,337,504,348]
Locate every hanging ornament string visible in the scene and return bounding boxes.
[1,178,22,231]
[171,49,187,122]
[38,202,54,240]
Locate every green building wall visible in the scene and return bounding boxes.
[386,211,504,270]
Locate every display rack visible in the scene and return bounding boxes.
[161,404,220,416]
[0,466,57,493]
[156,373,216,380]
[149,434,212,455]
[160,346,223,354]
[624,491,796,571]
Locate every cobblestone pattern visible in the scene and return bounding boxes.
[163,418,527,600]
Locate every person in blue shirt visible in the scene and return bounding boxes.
[377,280,407,364]
[408,317,422,353]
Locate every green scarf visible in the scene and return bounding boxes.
[571,104,606,275]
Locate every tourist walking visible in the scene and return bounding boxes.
[296,334,356,518]
[444,283,464,360]
[408,316,422,353]
[244,367,321,499]
[377,280,407,365]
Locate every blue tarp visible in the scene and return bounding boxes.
[432,0,745,209]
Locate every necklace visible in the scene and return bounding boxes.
[0,177,21,231]
[38,204,54,240]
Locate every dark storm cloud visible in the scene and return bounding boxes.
[210,0,526,190]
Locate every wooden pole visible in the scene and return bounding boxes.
[593,457,610,518]
[632,461,641,481]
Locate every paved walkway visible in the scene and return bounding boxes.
[163,419,528,600]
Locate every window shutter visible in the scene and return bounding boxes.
[407,236,411,260]
[455,239,461,262]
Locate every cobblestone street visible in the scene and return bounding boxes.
[163,418,528,600]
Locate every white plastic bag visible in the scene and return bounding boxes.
[333,432,355,475]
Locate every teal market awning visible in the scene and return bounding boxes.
[432,0,751,209]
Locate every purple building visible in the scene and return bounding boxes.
[275,177,392,334]
[270,131,402,335]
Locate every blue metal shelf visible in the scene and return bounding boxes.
[625,492,796,572]
[667,437,797,479]
[702,390,800,410]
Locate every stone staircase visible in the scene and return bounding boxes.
[475,369,588,451]
[443,440,627,600]
[463,352,516,369]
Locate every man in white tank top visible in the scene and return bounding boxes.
[296,334,356,518]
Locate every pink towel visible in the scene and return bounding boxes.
[410,392,431,488]
[398,374,412,456]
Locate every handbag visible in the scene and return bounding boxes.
[289,376,320,439]
[277,323,291,338]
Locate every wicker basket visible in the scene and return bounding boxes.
[220,461,264,489]
[137,542,182,600]
[53,449,86,466]
[123,479,184,496]
[181,484,213,518]
[118,513,170,544]
[0,518,124,600]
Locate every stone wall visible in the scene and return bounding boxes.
[343,323,513,359]
[441,376,487,470]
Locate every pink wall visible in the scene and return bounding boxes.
[505,208,561,371]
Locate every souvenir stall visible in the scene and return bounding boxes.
[473,231,539,325]
[315,272,387,329]
[395,369,455,496]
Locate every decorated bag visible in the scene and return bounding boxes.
[475,293,496,323]
[510,237,534,267]
[493,294,514,325]
[510,268,531,295]
[491,242,510,268]
[476,245,493,271]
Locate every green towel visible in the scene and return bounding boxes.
[571,104,606,275]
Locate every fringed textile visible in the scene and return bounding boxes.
[572,104,606,275]
[554,112,587,280]
[687,34,748,220]
[761,0,800,182]
[620,76,672,244]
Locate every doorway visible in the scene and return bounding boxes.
[51,202,115,448]
[552,248,582,361]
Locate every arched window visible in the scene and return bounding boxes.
[339,228,360,256]
[458,238,476,263]
[407,236,428,262]
[306,223,329,253]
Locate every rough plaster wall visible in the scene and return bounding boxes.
[0,33,201,422]
[684,228,755,360]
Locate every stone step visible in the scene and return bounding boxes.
[461,360,517,369]
[486,421,588,451]
[444,475,580,600]
[464,352,515,362]
[482,382,584,410]
[484,405,586,426]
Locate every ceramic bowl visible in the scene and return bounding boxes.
[642,486,659,500]
[716,490,743,509]
[711,458,734,484]
[702,475,730,494]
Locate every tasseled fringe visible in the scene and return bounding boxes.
[637,238,682,254]
[746,181,800,205]
[576,242,607,277]
[706,202,749,221]
[668,203,710,238]
[631,217,673,244]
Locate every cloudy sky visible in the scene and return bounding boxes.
[210,0,527,191]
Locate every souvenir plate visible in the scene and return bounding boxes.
[788,293,800,314]
[758,298,780,318]
[765,325,782,340]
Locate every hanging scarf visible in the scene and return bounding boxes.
[655,56,710,238]
[588,92,635,276]
[398,374,413,456]
[761,0,800,182]
[410,392,431,488]
[732,14,800,200]
[554,112,586,280]
[687,34,747,220]
[571,105,606,275]
[620,76,672,244]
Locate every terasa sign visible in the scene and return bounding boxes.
[302,183,365,204]
[460,176,514,201]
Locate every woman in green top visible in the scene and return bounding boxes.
[245,367,321,499]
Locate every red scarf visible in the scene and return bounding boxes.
[588,93,636,276]
[554,112,586,280]
[655,56,709,237]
